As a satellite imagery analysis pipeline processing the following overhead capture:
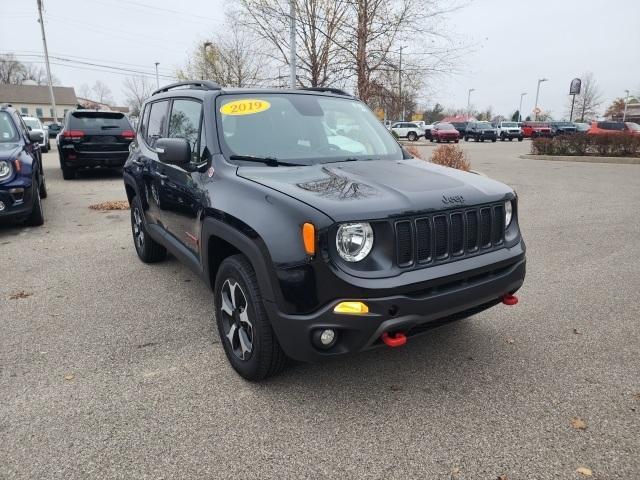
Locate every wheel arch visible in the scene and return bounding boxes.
[201,216,278,303]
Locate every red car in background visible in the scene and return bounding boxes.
[588,121,640,136]
[430,122,460,143]
[520,121,552,138]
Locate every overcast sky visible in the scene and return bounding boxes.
[2,0,639,119]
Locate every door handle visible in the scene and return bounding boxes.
[156,173,168,180]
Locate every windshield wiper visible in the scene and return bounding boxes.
[229,155,303,167]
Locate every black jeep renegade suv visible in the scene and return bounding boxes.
[123,81,526,380]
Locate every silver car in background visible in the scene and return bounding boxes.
[22,116,50,152]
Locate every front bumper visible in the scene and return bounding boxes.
[266,245,526,363]
[501,131,522,138]
[0,183,35,220]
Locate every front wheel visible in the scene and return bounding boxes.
[492,138,497,143]
[464,136,469,142]
[407,132,417,142]
[454,139,459,143]
[26,182,44,227]
[215,254,288,380]
[518,137,523,142]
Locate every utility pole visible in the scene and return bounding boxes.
[534,78,548,121]
[399,46,406,121]
[289,0,296,88]
[518,92,527,122]
[467,88,475,116]
[622,89,630,122]
[36,0,57,122]
[154,62,160,89]
[202,41,212,81]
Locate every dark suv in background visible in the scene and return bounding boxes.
[549,121,577,136]
[123,81,526,380]
[58,109,135,179]
[465,122,498,142]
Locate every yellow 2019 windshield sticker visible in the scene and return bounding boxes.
[220,99,271,116]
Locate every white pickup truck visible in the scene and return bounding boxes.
[496,121,523,141]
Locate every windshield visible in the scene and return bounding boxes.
[438,123,455,130]
[0,112,19,142]
[217,94,403,165]
[502,122,517,127]
[23,118,41,130]
[476,122,493,129]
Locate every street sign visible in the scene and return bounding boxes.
[569,78,581,95]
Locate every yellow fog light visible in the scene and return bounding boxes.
[334,301,369,314]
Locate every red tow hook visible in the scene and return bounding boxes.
[502,293,519,306]
[381,331,407,348]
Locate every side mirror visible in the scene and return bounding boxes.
[29,131,44,143]
[155,137,190,166]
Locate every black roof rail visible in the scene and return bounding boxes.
[299,87,351,97]
[152,80,221,96]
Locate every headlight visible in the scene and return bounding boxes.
[336,222,374,262]
[0,161,12,180]
[505,200,513,227]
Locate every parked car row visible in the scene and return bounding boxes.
[389,118,640,143]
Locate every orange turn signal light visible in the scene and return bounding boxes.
[302,222,315,255]
[334,301,369,315]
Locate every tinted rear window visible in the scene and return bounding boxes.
[69,111,131,129]
[597,122,624,131]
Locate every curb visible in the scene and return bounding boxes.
[519,154,640,165]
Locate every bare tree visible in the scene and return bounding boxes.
[91,80,114,105]
[567,72,602,122]
[0,54,27,84]
[177,22,264,87]
[235,0,350,87]
[122,76,155,117]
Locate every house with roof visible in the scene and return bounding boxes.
[0,84,78,122]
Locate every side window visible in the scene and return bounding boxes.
[36,107,43,118]
[168,99,202,163]
[146,100,169,147]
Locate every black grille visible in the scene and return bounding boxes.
[394,203,506,269]
[415,218,431,263]
[395,220,413,266]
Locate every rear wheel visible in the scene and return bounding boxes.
[39,172,48,199]
[131,196,166,263]
[518,136,523,142]
[215,254,287,380]
[464,136,469,142]
[61,166,76,180]
[407,131,417,141]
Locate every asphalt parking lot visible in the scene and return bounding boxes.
[1,140,639,479]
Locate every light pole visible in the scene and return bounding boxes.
[154,62,160,89]
[467,88,475,117]
[289,0,296,88]
[622,89,630,122]
[398,45,407,121]
[202,42,212,81]
[518,92,527,122]
[533,78,548,121]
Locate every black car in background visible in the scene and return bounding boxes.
[465,121,498,142]
[549,121,577,136]
[58,110,135,180]
[45,121,63,138]
[451,121,469,135]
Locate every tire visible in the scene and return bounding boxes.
[509,138,513,141]
[454,139,459,143]
[436,138,441,143]
[480,138,484,142]
[42,145,48,153]
[430,138,434,143]
[61,166,76,180]
[464,136,469,142]
[26,181,44,227]
[492,138,496,143]
[215,254,287,381]
[500,135,505,141]
[407,132,417,142]
[39,172,48,199]
[131,196,166,263]
[518,137,523,142]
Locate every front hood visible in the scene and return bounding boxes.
[0,143,20,161]
[238,159,513,222]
